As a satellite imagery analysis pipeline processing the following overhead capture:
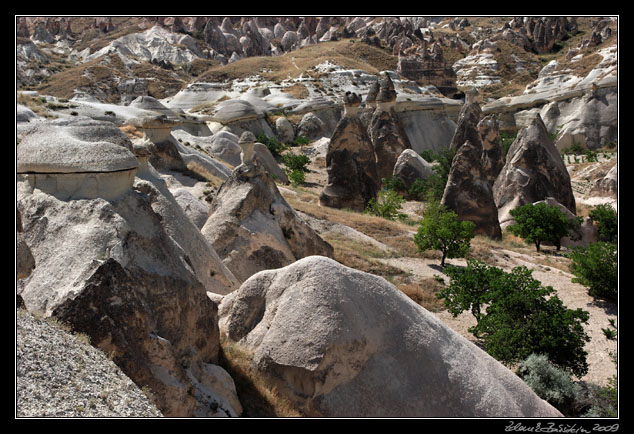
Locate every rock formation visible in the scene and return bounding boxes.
[218,256,563,418]
[320,92,380,211]
[477,114,505,185]
[17,117,139,202]
[442,140,502,239]
[128,115,232,181]
[17,119,242,417]
[202,161,333,282]
[588,164,617,199]
[449,101,483,151]
[493,115,576,229]
[368,74,412,180]
[392,149,435,193]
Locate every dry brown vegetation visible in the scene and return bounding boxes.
[195,39,398,84]
[218,334,303,417]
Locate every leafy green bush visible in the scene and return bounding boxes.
[257,134,286,157]
[288,169,305,186]
[364,189,406,221]
[507,202,582,251]
[440,259,590,377]
[500,130,517,156]
[414,198,475,267]
[567,242,618,302]
[407,174,446,202]
[589,204,617,242]
[407,148,456,202]
[292,135,310,146]
[280,153,311,172]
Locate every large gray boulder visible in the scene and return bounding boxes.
[218,256,563,418]
[442,141,502,239]
[392,149,435,193]
[201,163,333,282]
[493,115,576,229]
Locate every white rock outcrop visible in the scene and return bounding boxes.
[219,256,563,418]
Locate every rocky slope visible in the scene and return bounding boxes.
[16,15,618,419]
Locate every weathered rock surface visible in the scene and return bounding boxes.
[16,308,164,417]
[129,115,232,181]
[368,75,412,180]
[442,141,502,239]
[17,117,139,202]
[392,149,434,192]
[477,114,505,185]
[201,163,333,282]
[588,164,617,199]
[320,92,380,211]
[493,115,576,229]
[218,256,563,418]
[17,184,240,417]
[449,101,483,151]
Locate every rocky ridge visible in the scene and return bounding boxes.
[16,15,618,419]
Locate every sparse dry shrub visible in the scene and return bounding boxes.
[218,334,303,417]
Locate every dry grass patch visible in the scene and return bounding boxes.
[195,39,397,84]
[218,334,303,417]
[397,278,446,313]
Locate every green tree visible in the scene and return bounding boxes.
[589,204,617,242]
[507,202,581,252]
[414,197,475,267]
[441,260,590,377]
[568,242,618,302]
[364,188,406,221]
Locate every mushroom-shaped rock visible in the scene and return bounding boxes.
[17,118,139,201]
[218,256,563,418]
[238,131,257,165]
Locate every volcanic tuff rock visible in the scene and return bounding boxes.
[477,114,505,185]
[392,149,435,193]
[493,114,576,229]
[218,256,563,418]
[201,163,333,282]
[449,101,483,151]
[17,117,139,202]
[17,116,243,416]
[368,74,412,180]
[16,308,163,417]
[320,92,380,211]
[442,140,502,239]
[17,182,240,417]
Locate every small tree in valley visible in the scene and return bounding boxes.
[507,202,581,252]
[568,241,618,302]
[414,196,475,267]
[440,259,590,377]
